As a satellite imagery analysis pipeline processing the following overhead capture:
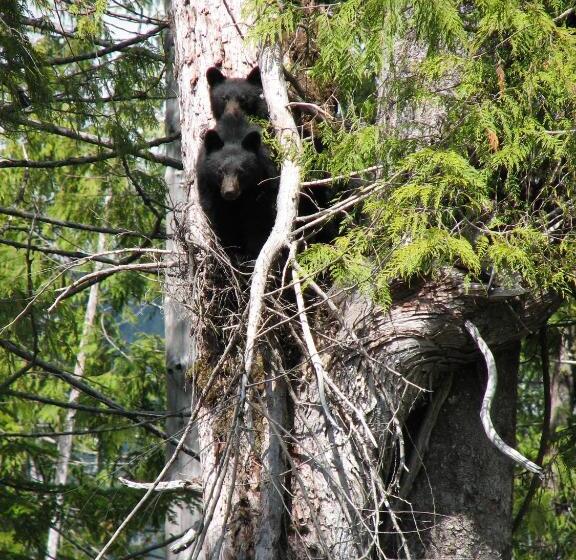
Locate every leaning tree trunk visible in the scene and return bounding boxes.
[168,2,559,558]
[45,212,108,560]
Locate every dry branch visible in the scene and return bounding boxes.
[49,260,177,310]
[47,24,168,65]
[291,248,338,428]
[243,44,302,378]
[0,205,166,239]
[119,476,202,496]
[464,320,543,476]
[95,405,198,560]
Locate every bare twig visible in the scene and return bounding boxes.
[5,389,187,418]
[400,374,453,499]
[49,260,177,311]
[0,237,118,264]
[290,245,338,428]
[300,165,383,188]
[0,135,182,170]
[293,169,403,236]
[286,101,334,122]
[0,205,166,239]
[47,24,167,65]
[94,404,197,560]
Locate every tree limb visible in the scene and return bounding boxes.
[46,24,168,65]
[49,260,177,310]
[0,339,199,459]
[0,237,119,264]
[94,396,199,559]
[118,476,202,496]
[243,44,302,380]
[0,135,183,170]
[22,16,164,62]
[0,205,166,239]
[170,524,202,554]
[464,320,543,476]
[0,113,181,168]
[291,247,338,428]
[5,389,188,418]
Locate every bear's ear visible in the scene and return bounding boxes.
[246,67,262,87]
[205,130,224,153]
[242,130,261,152]
[207,67,226,87]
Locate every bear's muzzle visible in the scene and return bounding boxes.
[221,175,240,200]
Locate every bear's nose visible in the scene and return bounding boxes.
[221,175,240,200]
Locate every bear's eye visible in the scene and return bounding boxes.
[222,94,229,101]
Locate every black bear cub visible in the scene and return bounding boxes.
[197,111,278,258]
[206,66,268,120]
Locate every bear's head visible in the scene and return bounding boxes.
[203,129,263,201]
[206,67,268,120]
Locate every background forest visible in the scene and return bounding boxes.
[0,0,575,559]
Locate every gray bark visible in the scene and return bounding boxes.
[163,10,202,556]
[404,345,519,560]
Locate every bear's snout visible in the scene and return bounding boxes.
[221,175,240,200]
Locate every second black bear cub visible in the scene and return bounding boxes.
[206,66,268,120]
[197,112,278,257]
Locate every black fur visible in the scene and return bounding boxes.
[197,112,278,257]
[206,66,269,120]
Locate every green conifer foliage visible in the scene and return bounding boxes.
[0,1,174,557]
[252,0,576,303]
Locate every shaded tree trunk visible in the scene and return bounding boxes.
[550,325,575,433]
[45,225,107,560]
[404,345,519,560]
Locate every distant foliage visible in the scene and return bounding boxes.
[0,1,170,556]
